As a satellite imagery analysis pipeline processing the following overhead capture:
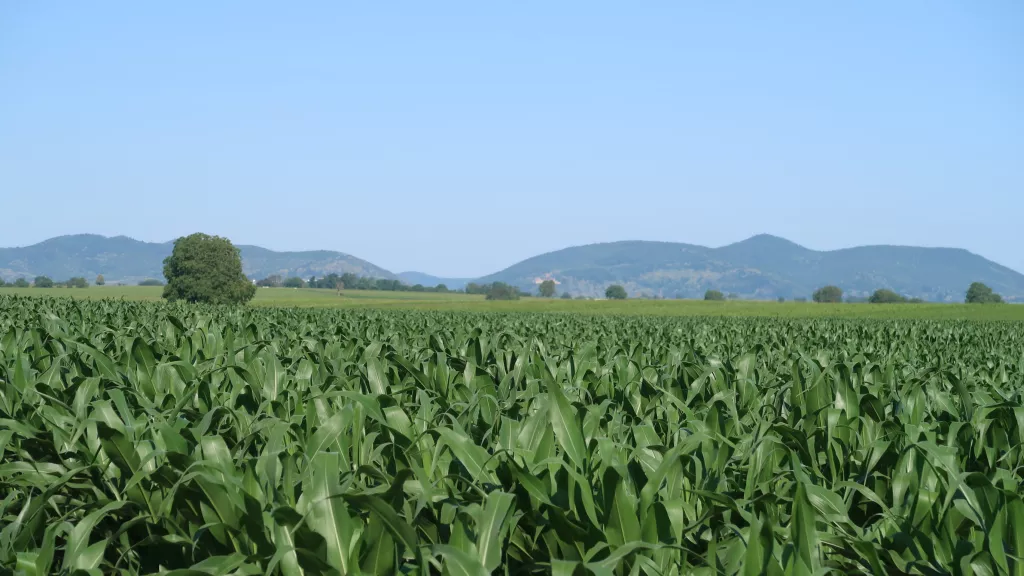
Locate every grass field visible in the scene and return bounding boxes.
[1,285,1022,320]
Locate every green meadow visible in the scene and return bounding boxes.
[1,285,1021,320]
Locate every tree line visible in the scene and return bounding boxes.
[0,274,104,288]
[697,283,1006,304]
[256,272,453,293]
[698,283,1005,304]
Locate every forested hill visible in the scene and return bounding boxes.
[478,234,1024,301]
[5,233,1021,302]
[0,235,396,283]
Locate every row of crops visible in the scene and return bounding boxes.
[1,295,1023,574]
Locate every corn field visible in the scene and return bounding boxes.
[1,296,1023,575]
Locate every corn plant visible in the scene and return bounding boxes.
[1,295,1023,574]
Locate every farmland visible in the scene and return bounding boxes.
[3,285,1024,320]
[1,296,1023,574]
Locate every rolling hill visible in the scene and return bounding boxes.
[478,235,1024,302]
[0,235,396,284]
[3,233,1021,302]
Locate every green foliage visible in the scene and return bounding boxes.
[282,276,305,288]
[13,277,30,288]
[33,275,54,288]
[485,282,520,300]
[705,290,725,301]
[777,296,785,302]
[538,279,556,298]
[66,276,89,289]
[605,284,627,299]
[303,274,450,293]
[137,279,163,286]
[256,274,282,287]
[2,298,1024,574]
[869,289,906,303]
[162,233,256,304]
[966,282,1004,304]
[812,285,843,303]
[95,274,105,286]
[561,292,572,299]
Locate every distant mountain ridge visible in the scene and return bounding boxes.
[478,234,1024,302]
[3,233,1021,302]
[0,235,396,284]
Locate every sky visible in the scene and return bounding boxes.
[1,1,1021,277]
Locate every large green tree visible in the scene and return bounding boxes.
[538,280,556,298]
[869,289,907,303]
[33,276,54,288]
[605,285,627,300]
[965,282,1003,304]
[162,233,256,304]
[812,285,843,303]
[704,290,725,301]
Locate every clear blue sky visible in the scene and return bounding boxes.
[1,1,1021,277]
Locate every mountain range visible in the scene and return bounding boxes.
[2,234,1022,302]
[0,235,394,284]
[478,235,1024,302]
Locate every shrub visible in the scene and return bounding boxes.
[812,285,843,303]
[605,285,627,300]
[965,282,1003,304]
[486,282,520,301]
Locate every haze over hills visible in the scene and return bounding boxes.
[2,233,1022,302]
[478,234,1024,302]
[0,235,395,284]
[395,272,472,291]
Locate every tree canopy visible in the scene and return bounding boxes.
[965,282,1004,304]
[34,276,54,288]
[486,282,520,301]
[869,289,906,303]
[704,290,725,301]
[812,285,843,303]
[538,280,556,298]
[95,274,105,286]
[605,285,627,300]
[162,233,256,305]
[256,275,283,288]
